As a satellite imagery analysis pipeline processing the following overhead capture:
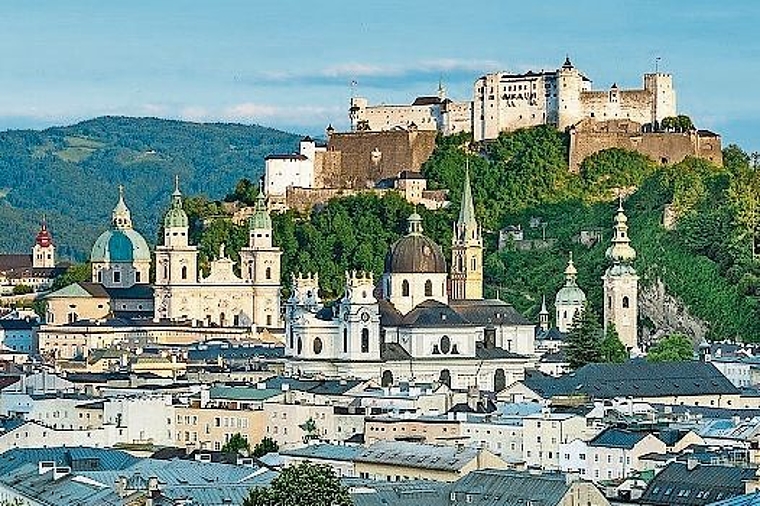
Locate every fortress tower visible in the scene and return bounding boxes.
[602,200,639,350]
[556,57,586,130]
[450,168,483,300]
[643,73,677,127]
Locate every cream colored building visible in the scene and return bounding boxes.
[473,57,676,141]
[174,405,267,452]
[522,411,589,470]
[153,180,282,330]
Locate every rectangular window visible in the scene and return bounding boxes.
[113,271,121,283]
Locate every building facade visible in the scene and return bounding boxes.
[153,181,283,329]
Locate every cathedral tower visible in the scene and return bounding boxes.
[32,219,55,269]
[337,271,381,361]
[450,168,483,300]
[239,189,283,328]
[154,178,199,320]
[555,252,586,333]
[602,200,639,350]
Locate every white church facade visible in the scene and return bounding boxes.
[283,174,537,391]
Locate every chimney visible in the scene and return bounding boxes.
[467,385,480,412]
[38,461,55,475]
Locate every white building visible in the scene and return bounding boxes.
[153,179,283,329]
[284,176,536,391]
[264,137,324,197]
[559,428,666,482]
[522,410,588,470]
[473,57,676,141]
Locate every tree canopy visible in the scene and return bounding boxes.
[243,462,351,506]
[565,302,603,369]
[221,433,250,454]
[646,333,695,362]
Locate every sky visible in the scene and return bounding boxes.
[1,0,759,151]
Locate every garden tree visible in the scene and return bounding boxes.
[579,148,656,200]
[299,418,318,443]
[660,115,693,132]
[599,323,628,363]
[221,433,250,454]
[252,436,279,458]
[51,263,91,291]
[243,462,352,506]
[225,178,261,205]
[565,302,603,369]
[11,284,33,295]
[647,333,695,362]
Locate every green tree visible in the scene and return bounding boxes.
[566,302,603,369]
[51,263,91,291]
[243,462,352,506]
[299,418,318,443]
[221,433,250,454]
[12,284,33,295]
[225,178,261,205]
[599,323,628,363]
[252,436,279,458]
[647,333,695,362]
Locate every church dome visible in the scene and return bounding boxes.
[91,185,151,264]
[555,284,586,306]
[385,213,447,274]
[91,229,151,263]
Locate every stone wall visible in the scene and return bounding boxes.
[568,119,723,172]
[285,187,391,213]
[318,129,437,188]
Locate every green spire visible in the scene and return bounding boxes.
[249,185,272,230]
[164,176,188,229]
[606,197,636,264]
[112,184,133,230]
[458,163,476,229]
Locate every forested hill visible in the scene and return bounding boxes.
[0,116,301,259]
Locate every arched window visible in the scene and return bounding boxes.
[402,280,410,297]
[381,370,394,387]
[163,265,168,280]
[471,257,477,271]
[386,278,392,297]
[313,337,323,355]
[266,267,272,280]
[361,328,370,353]
[181,265,188,280]
[458,255,464,272]
[424,280,433,297]
[289,328,294,349]
[494,369,507,392]
[343,328,348,353]
[219,312,226,326]
[622,296,630,309]
[439,369,452,388]
[297,336,303,355]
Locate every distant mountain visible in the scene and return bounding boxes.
[0,116,301,260]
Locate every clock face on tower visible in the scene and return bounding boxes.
[361,312,370,322]
[343,311,350,321]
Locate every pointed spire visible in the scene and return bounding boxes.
[164,177,188,229]
[112,185,133,230]
[249,181,272,230]
[564,251,578,284]
[606,198,637,264]
[458,161,477,229]
[173,175,181,197]
[540,295,548,314]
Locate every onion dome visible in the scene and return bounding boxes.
[606,199,637,264]
[248,188,272,230]
[91,186,150,263]
[35,220,53,248]
[385,213,447,274]
[555,252,586,306]
[164,176,189,229]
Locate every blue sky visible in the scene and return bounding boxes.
[1,1,758,151]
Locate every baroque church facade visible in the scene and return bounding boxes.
[153,179,283,329]
[284,173,537,392]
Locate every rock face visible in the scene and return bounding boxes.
[639,278,709,347]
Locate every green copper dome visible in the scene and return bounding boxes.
[91,185,151,263]
[248,192,272,230]
[91,229,151,263]
[164,176,189,229]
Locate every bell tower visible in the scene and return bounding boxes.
[239,188,282,329]
[337,271,380,361]
[32,218,55,269]
[602,199,639,351]
[450,167,483,300]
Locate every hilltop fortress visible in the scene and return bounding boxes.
[350,57,677,142]
[265,57,721,212]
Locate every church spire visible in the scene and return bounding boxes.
[164,176,189,229]
[564,251,578,285]
[249,182,272,231]
[606,198,636,264]
[458,163,477,232]
[112,185,133,230]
